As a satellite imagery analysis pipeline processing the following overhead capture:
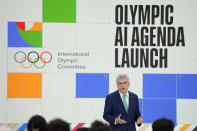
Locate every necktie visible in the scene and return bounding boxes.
[123,94,128,113]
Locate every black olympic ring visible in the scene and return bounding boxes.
[27,51,40,63]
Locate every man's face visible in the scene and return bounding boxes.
[117,78,130,94]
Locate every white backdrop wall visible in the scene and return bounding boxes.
[0,0,197,127]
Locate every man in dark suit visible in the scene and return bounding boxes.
[103,74,142,131]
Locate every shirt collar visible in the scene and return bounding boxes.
[118,91,129,98]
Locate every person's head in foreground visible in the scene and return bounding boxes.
[152,118,174,131]
[91,120,112,131]
[27,115,48,131]
[48,118,70,131]
[77,127,90,131]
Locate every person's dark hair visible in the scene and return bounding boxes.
[27,115,47,131]
[77,127,90,131]
[193,126,197,131]
[48,118,70,131]
[90,120,111,131]
[152,118,174,131]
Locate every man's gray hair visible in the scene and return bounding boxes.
[116,74,130,84]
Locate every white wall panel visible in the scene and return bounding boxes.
[43,73,76,98]
[0,0,42,21]
[177,99,197,124]
[77,24,110,49]
[77,0,110,23]
[0,23,7,89]
[43,23,76,48]
[6,99,42,123]
[76,99,105,123]
[0,22,7,71]
[0,22,7,44]
[0,100,6,122]
[0,87,6,100]
[42,99,77,123]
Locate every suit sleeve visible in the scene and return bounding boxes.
[135,95,142,126]
[103,95,116,125]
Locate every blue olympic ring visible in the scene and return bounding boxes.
[14,51,26,63]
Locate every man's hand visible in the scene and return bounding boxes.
[137,115,143,124]
[115,114,127,124]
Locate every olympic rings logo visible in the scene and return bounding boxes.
[14,51,52,69]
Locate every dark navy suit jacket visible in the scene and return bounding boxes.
[103,90,141,131]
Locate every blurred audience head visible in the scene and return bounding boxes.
[90,120,112,131]
[152,118,174,131]
[77,127,90,131]
[27,115,47,131]
[48,118,70,131]
[0,127,12,131]
[193,126,197,131]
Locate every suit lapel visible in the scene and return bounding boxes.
[115,91,127,114]
[128,92,134,115]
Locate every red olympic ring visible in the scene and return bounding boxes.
[40,51,52,63]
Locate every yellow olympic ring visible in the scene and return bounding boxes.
[21,56,33,68]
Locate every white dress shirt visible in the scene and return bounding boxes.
[119,91,129,108]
